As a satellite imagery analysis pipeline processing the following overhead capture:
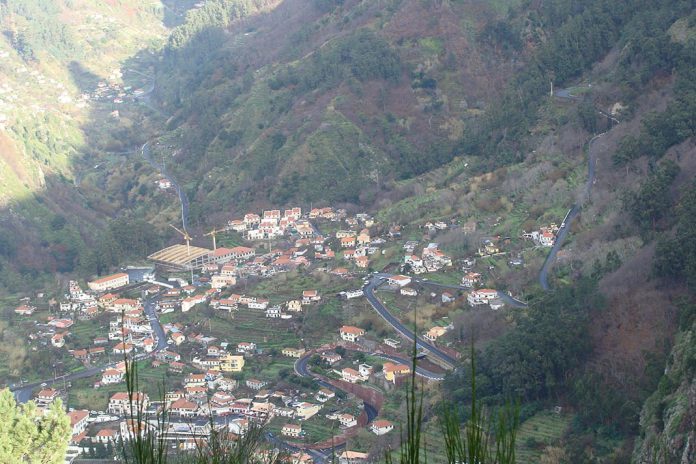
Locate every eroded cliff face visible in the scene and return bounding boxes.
[633,324,695,464]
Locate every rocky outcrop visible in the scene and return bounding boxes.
[633,323,695,463]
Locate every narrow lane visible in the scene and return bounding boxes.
[539,108,614,290]
[413,278,528,308]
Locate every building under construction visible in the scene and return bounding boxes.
[147,244,214,271]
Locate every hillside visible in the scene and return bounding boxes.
[0,0,694,462]
[0,0,188,286]
[139,2,694,457]
[145,0,525,224]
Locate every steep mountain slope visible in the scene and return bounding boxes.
[147,0,526,224]
[0,0,693,460]
[0,0,181,285]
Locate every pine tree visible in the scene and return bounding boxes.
[0,389,71,464]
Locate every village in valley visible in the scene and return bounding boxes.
[8,202,562,463]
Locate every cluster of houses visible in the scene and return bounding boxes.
[467,289,504,310]
[403,242,453,274]
[524,224,559,247]
[227,207,310,240]
[220,206,381,272]
[207,289,321,319]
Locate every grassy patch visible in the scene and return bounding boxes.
[515,410,571,463]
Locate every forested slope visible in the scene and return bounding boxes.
[0,0,170,288]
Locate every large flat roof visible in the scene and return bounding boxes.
[148,244,212,267]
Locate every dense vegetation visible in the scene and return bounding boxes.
[0,389,71,463]
[268,29,401,92]
[158,0,275,107]
[654,180,696,290]
[445,278,602,405]
[0,0,78,61]
[463,0,694,169]
[78,218,163,276]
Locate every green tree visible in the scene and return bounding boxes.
[0,389,71,464]
[626,160,680,232]
[653,180,696,289]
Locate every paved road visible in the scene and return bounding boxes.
[295,347,444,383]
[295,353,386,413]
[538,106,615,290]
[412,278,528,308]
[363,275,458,367]
[11,293,168,404]
[290,353,376,458]
[141,141,190,231]
[266,433,338,464]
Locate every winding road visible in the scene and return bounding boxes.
[412,277,528,308]
[11,293,168,404]
[538,93,617,290]
[362,275,458,368]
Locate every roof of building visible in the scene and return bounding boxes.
[68,410,89,426]
[89,273,128,284]
[372,419,393,428]
[148,244,212,268]
[340,325,364,335]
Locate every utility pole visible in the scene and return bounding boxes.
[550,80,554,97]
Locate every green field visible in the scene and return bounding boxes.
[515,411,571,463]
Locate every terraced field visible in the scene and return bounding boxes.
[205,309,301,351]
[515,411,571,463]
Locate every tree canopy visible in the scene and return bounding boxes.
[0,389,71,464]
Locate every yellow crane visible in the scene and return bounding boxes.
[169,224,192,256]
[204,227,224,251]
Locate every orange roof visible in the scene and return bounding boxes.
[38,388,57,398]
[372,419,393,428]
[110,392,146,401]
[171,398,197,410]
[90,273,128,284]
[340,325,364,335]
[230,246,254,254]
[213,247,234,257]
[68,410,89,426]
[383,362,410,373]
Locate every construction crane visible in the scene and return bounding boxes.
[169,224,192,256]
[204,227,224,250]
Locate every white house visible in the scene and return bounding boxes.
[338,413,357,428]
[341,368,364,384]
[370,420,394,435]
[400,287,418,297]
[102,368,124,385]
[88,273,129,292]
[302,290,321,305]
[345,289,364,299]
[339,326,365,342]
[266,307,282,318]
[282,423,302,438]
[467,289,499,306]
[387,275,412,287]
[461,272,482,288]
[248,299,269,310]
